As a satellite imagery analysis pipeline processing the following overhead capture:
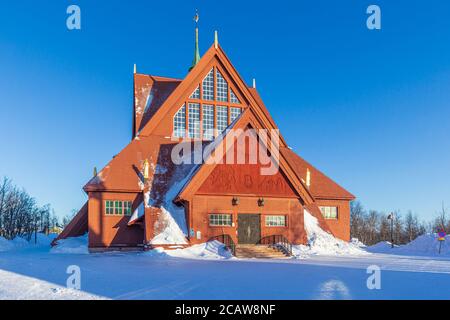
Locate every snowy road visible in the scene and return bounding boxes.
[1,247,450,300]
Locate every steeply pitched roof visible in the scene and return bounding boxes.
[281,147,355,200]
[175,108,316,205]
[87,42,355,200]
[134,74,181,136]
[51,201,88,246]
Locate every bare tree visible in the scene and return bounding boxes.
[0,176,59,240]
[434,202,448,233]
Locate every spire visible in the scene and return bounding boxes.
[189,10,201,71]
[214,30,218,49]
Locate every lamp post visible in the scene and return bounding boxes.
[387,213,394,248]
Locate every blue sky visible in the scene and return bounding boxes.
[0,0,449,221]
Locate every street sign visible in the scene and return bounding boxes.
[438,231,446,254]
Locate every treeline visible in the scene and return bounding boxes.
[351,201,449,246]
[0,177,59,240]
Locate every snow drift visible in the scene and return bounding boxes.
[145,240,233,260]
[0,234,57,252]
[51,234,89,254]
[368,234,450,257]
[292,211,368,258]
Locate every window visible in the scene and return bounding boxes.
[202,69,214,101]
[320,206,338,219]
[209,214,233,226]
[265,215,286,227]
[216,70,228,102]
[124,201,132,216]
[230,107,242,123]
[105,201,132,216]
[105,201,114,215]
[216,106,228,133]
[202,104,214,140]
[190,86,200,99]
[173,67,245,141]
[188,103,200,139]
[173,104,186,138]
[114,201,123,215]
[230,89,240,104]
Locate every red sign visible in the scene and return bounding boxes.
[438,231,446,241]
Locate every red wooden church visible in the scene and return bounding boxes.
[54,24,355,253]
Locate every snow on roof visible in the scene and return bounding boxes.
[128,202,145,225]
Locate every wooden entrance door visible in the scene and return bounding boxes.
[237,214,261,244]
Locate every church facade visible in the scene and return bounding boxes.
[54,30,355,252]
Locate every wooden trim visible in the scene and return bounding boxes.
[176,109,315,204]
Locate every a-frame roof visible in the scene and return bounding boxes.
[84,41,354,203]
[175,107,316,205]
[138,44,287,147]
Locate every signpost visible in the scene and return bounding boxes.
[438,230,446,254]
[387,213,394,248]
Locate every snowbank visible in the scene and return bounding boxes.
[51,234,89,254]
[150,207,188,245]
[292,211,368,258]
[147,241,233,260]
[0,234,57,252]
[366,241,399,253]
[0,237,15,252]
[368,234,450,257]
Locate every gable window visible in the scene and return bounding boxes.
[216,70,228,102]
[177,67,244,140]
[202,104,214,140]
[202,69,214,101]
[320,206,338,220]
[173,104,186,138]
[265,215,286,227]
[188,103,200,139]
[105,200,132,216]
[209,214,233,226]
[190,86,200,99]
[230,89,240,104]
[216,106,228,133]
[230,107,242,123]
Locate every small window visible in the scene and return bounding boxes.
[188,103,200,139]
[216,70,228,102]
[202,104,214,140]
[124,201,132,216]
[265,215,286,227]
[114,201,123,215]
[173,104,186,138]
[216,106,228,133]
[209,214,232,226]
[105,200,132,216]
[105,201,114,215]
[320,206,338,219]
[190,86,200,99]
[230,89,240,104]
[202,69,214,101]
[230,107,242,123]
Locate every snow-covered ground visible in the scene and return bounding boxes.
[1,232,450,299]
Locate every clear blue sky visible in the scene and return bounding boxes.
[0,0,449,221]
